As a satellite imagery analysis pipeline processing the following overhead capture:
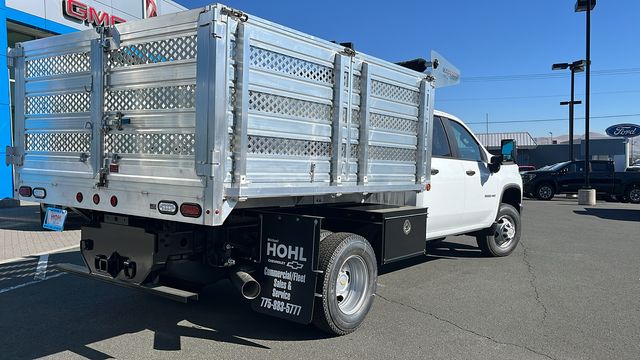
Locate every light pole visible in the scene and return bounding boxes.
[553,60,585,161]
[575,0,596,188]
[549,132,553,144]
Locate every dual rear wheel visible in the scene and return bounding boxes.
[313,232,377,335]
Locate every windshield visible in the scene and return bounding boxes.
[545,161,571,171]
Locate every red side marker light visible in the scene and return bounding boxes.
[110,196,118,207]
[93,194,100,205]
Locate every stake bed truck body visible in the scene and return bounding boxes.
[7,4,523,334]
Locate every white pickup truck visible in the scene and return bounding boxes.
[6,4,522,335]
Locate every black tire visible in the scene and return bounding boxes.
[476,204,521,257]
[535,183,555,200]
[626,186,640,204]
[312,232,377,335]
[320,230,333,241]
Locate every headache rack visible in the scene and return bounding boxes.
[9,4,440,226]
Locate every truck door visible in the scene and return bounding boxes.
[417,117,465,238]
[557,162,582,193]
[590,161,614,193]
[442,118,498,229]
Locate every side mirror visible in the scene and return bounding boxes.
[500,139,517,163]
[489,155,502,173]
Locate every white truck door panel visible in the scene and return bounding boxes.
[418,157,465,238]
[460,160,499,226]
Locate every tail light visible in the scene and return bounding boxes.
[76,192,84,203]
[33,188,47,199]
[18,186,32,197]
[93,194,100,205]
[110,196,118,207]
[180,203,202,218]
[158,201,178,215]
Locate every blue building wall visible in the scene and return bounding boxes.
[0,0,75,199]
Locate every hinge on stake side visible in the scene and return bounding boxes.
[221,6,249,22]
[5,146,23,166]
[103,112,130,132]
[342,47,356,57]
[95,26,120,50]
[97,168,108,188]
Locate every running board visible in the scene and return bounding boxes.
[55,263,199,303]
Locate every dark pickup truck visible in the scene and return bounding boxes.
[522,160,640,203]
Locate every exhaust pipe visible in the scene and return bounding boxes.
[230,270,261,300]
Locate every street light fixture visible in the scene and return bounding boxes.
[552,60,586,161]
[575,0,595,190]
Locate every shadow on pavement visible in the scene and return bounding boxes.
[0,250,328,358]
[573,207,640,222]
[0,237,489,358]
[380,239,484,275]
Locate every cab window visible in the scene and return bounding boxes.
[445,119,484,162]
[432,117,452,157]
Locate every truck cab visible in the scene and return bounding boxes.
[417,111,523,240]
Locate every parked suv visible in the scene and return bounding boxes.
[522,160,640,203]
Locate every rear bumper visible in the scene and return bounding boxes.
[55,263,198,303]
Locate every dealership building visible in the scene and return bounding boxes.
[0,0,187,202]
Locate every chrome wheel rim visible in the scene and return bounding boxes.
[494,216,516,249]
[335,255,369,315]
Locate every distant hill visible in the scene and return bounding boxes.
[535,132,611,145]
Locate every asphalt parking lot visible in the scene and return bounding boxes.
[0,198,638,360]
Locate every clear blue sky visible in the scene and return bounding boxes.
[175,0,640,138]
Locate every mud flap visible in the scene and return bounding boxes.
[251,212,321,324]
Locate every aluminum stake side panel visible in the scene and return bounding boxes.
[224,11,432,199]
[12,5,434,226]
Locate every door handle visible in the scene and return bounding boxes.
[431,169,439,175]
[466,170,476,176]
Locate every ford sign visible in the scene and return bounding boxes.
[605,123,640,138]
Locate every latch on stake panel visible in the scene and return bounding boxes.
[5,146,23,166]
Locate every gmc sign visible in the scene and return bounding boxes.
[63,0,126,27]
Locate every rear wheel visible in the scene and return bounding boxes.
[312,232,377,335]
[536,183,555,200]
[626,186,640,204]
[476,204,521,257]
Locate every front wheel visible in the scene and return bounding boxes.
[476,204,521,257]
[626,186,640,204]
[536,183,555,200]
[312,232,377,335]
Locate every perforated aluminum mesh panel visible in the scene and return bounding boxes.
[26,92,90,114]
[250,46,333,84]
[370,113,418,133]
[247,135,331,158]
[106,85,196,111]
[351,109,360,126]
[371,80,419,105]
[341,143,359,159]
[26,52,90,78]
[25,132,90,153]
[369,146,416,162]
[343,73,361,93]
[109,35,197,68]
[248,91,331,121]
[105,133,195,155]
